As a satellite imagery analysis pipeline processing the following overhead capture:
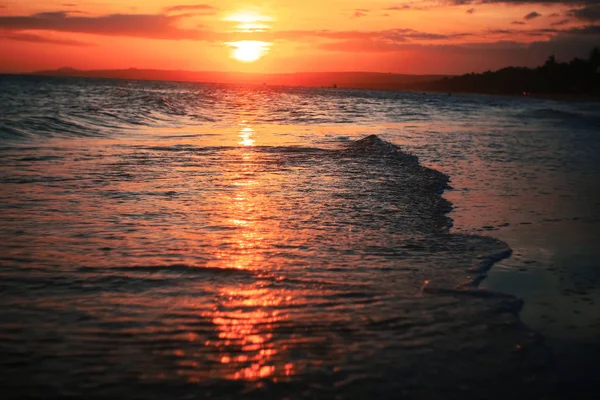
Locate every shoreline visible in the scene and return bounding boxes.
[454,206,600,395]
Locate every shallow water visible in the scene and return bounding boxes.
[1,75,599,399]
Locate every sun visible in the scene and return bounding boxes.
[228,41,271,63]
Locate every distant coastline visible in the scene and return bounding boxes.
[16,48,600,101]
[408,48,600,101]
[26,68,448,92]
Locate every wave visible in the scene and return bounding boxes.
[77,264,254,275]
[523,108,600,126]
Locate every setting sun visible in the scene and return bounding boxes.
[228,41,271,63]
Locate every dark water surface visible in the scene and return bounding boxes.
[1,75,599,399]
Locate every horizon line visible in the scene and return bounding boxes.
[26,67,452,77]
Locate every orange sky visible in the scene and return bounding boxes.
[0,0,598,74]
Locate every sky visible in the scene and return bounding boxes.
[0,0,599,74]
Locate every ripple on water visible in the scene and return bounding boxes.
[0,133,554,399]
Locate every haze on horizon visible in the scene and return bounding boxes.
[0,0,599,75]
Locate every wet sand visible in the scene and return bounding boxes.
[483,219,600,396]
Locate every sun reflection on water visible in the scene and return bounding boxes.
[199,143,295,381]
[238,121,256,146]
[204,287,292,381]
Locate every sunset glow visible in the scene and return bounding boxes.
[224,10,273,23]
[0,1,598,74]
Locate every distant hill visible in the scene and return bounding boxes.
[31,67,448,91]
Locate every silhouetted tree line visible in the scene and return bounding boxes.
[411,47,600,97]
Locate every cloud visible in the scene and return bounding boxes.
[163,4,215,13]
[383,3,431,11]
[0,7,597,60]
[317,34,599,73]
[0,10,474,45]
[566,24,600,33]
[524,11,542,20]
[319,38,515,54]
[312,23,600,55]
[305,29,477,53]
[467,8,476,13]
[569,5,600,21]
[512,21,527,24]
[0,31,93,46]
[271,28,470,42]
[551,18,572,25]
[353,9,369,18]
[384,5,411,11]
[486,27,558,36]
[447,0,600,4]
[0,11,212,40]
[319,39,404,52]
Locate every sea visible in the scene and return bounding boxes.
[1,75,599,399]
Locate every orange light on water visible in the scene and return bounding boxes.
[203,288,288,381]
[238,125,256,146]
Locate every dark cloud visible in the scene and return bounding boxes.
[384,5,411,10]
[467,8,476,13]
[383,3,431,11]
[0,11,470,44]
[318,34,598,73]
[569,5,600,21]
[566,24,600,33]
[487,27,559,36]
[524,11,542,20]
[35,12,76,18]
[0,11,211,40]
[0,31,93,46]
[313,24,598,55]
[319,38,515,55]
[512,21,527,24]
[163,4,215,13]
[0,7,596,62]
[488,29,517,34]
[294,30,476,53]
[551,18,572,25]
[268,28,469,42]
[448,0,600,5]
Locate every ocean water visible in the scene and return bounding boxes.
[1,75,599,399]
